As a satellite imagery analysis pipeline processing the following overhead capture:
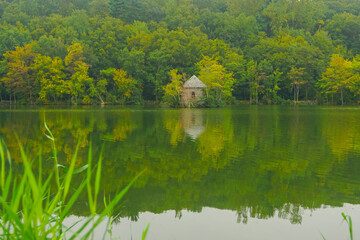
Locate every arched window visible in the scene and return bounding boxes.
[191,91,195,99]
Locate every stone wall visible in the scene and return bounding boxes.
[181,88,204,106]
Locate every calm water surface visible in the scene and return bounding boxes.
[1,105,360,239]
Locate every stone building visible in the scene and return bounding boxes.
[181,75,206,107]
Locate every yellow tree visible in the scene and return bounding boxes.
[32,55,67,103]
[1,44,37,103]
[351,55,360,96]
[318,55,360,105]
[113,69,136,104]
[64,43,86,75]
[197,56,234,102]
[163,69,183,106]
[64,43,97,104]
[70,62,93,104]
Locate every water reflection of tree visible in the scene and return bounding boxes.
[112,112,135,141]
[322,110,360,157]
[1,107,360,224]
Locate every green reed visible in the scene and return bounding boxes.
[341,213,353,240]
[0,124,144,240]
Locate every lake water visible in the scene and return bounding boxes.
[1,105,360,239]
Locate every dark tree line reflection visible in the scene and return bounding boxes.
[1,106,360,224]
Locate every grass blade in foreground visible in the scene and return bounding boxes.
[0,131,145,239]
[342,213,353,240]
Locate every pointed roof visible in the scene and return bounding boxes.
[183,75,206,88]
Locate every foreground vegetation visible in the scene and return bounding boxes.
[0,124,144,239]
[0,0,360,105]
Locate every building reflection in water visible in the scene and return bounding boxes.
[181,109,205,140]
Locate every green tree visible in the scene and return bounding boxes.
[120,48,147,98]
[110,0,145,22]
[288,67,306,103]
[0,24,31,57]
[33,35,67,59]
[246,60,258,104]
[326,13,360,54]
[0,1,9,18]
[164,0,199,30]
[64,10,91,40]
[2,3,30,25]
[147,48,173,101]
[88,0,111,17]
[265,69,283,104]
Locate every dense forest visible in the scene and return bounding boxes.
[0,0,360,105]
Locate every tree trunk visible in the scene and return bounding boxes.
[256,87,258,105]
[341,88,344,105]
[297,87,300,102]
[293,84,296,104]
[249,84,252,104]
[97,93,105,105]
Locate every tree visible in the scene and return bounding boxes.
[2,3,30,26]
[164,0,199,30]
[64,43,96,104]
[0,24,31,57]
[89,0,111,17]
[147,48,173,101]
[246,60,258,104]
[326,13,360,54]
[163,69,183,106]
[0,1,9,19]
[288,67,306,103]
[64,43,86,76]
[31,55,67,103]
[223,51,246,100]
[113,69,137,104]
[64,10,91,39]
[1,44,37,103]
[95,78,108,104]
[110,0,145,22]
[318,55,360,105]
[33,35,67,59]
[197,56,234,103]
[70,62,96,104]
[265,69,283,104]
